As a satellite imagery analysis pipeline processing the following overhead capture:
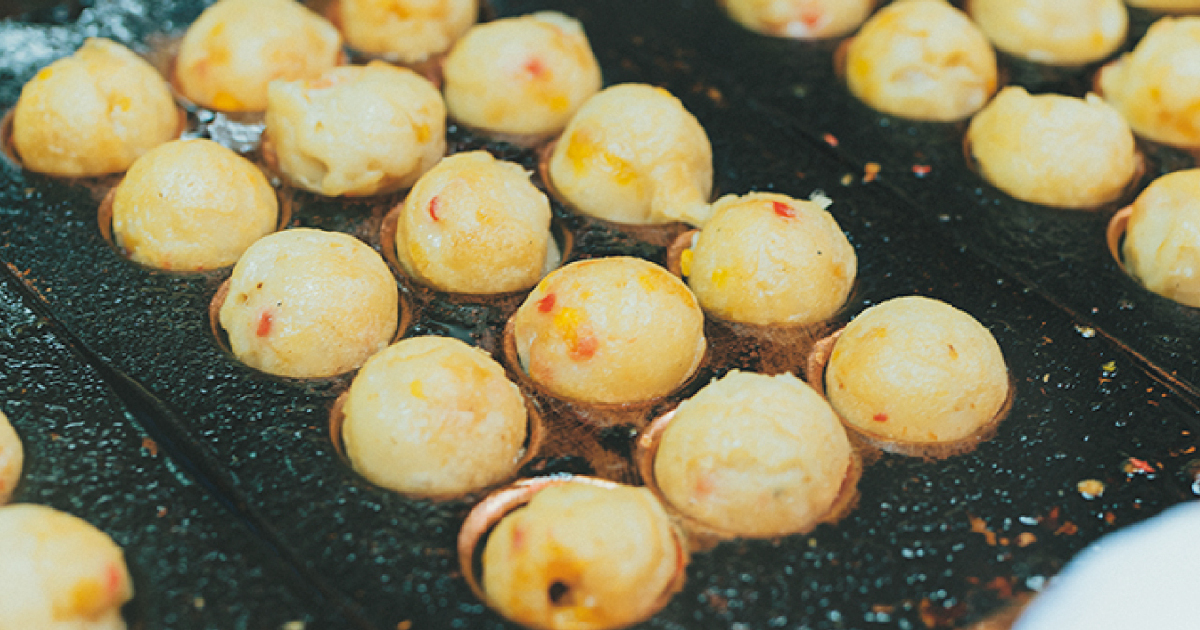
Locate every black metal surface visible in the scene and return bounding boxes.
[0,267,347,629]
[0,1,1198,629]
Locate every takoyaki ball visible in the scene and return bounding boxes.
[12,38,177,177]
[395,151,553,294]
[174,0,342,113]
[967,0,1129,67]
[820,295,1008,446]
[547,83,714,227]
[719,0,874,39]
[442,11,601,138]
[1099,17,1200,149]
[265,61,446,197]
[482,481,682,630]
[684,192,856,326]
[825,296,1009,449]
[0,504,133,630]
[845,0,997,122]
[1122,169,1200,307]
[654,371,852,538]
[966,86,1137,209]
[0,411,20,505]
[111,139,278,271]
[511,257,706,405]
[341,336,527,497]
[336,0,477,65]
[218,228,399,379]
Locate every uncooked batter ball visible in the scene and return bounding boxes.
[111,138,278,271]
[511,257,706,404]
[0,411,20,505]
[825,296,1009,448]
[0,503,133,630]
[845,0,997,122]
[336,0,477,65]
[684,192,856,326]
[966,86,1138,209]
[265,61,446,197]
[547,83,714,226]
[442,11,601,138]
[967,0,1128,67]
[482,481,683,630]
[12,38,177,177]
[1099,17,1200,149]
[719,0,874,39]
[1122,169,1200,307]
[394,151,553,294]
[174,0,342,112]
[341,336,527,497]
[653,371,852,538]
[218,228,399,379]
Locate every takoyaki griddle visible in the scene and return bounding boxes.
[0,1,1197,629]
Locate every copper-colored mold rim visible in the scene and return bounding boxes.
[327,386,546,502]
[806,326,1017,461]
[537,138,695,248]
[1107,205,1133,275]
[456,474,689,619]
[448,117,559,150]
[97,178,293,274]
[378,196,574,310]
[207,274,414,381]
[961,130,1148,212]
[635,407,863,547]
[500,316,708,429]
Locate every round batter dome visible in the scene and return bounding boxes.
[341,336,527,497]
[442,11,602,138]
[719,0,874,40]
[967,0,1128,67]
[12,37,177,177]
[336,0,477,65]
[654,371,852,538]
[218,228,399,379]
[1122,169,1200,307]
[845,0,997,122]
[825,296,1009,448]
[685,192,856,326]
[111,138,278,271]
[482,481,682,630]
[174,0,342,112]
[1099,17,1200,149]
[511,257,706,405]
[0,504,133,630]
[265,61,446,197]
[394,150,553,294]
[0,411,21,505]
[966,86,1137,209]
[547,83,714,226]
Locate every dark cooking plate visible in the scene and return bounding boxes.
[626,0,1200,401]
[0,266,347,628]
[1,1,1199,629]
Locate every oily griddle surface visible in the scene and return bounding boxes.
[0,1,1198,629]
[0,267,347,628]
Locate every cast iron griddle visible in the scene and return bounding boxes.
[0,1,1198,629]
[0,266,348,628]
